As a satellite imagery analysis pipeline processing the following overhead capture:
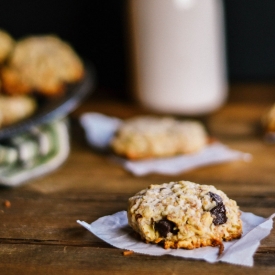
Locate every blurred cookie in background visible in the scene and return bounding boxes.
[110,116,208,160]
[0,29,14,64]
[0,95,37,128]
[261,103,275,144]
[1,35,84,97]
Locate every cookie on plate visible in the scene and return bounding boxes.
[0,29,14,64]
[0,95,37,128]
[1,35,84,96]
[110,116,208,160]
[128,180,242,254]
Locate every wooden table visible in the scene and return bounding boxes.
[1,84,275,274]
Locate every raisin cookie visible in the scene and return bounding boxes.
[110,116,208,159]
[1,35,84,96]
[128,180,242,254]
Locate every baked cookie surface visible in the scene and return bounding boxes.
[1,35,84,96]
[110,116,208,159]
[128,180,242,253]
[0,95,37,128]
[0,29,14,64]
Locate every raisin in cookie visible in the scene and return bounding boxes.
[128,180,242,254]
[110,116,208,159]
[1,35,84,96]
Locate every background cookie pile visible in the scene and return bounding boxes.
[0,29,84,129]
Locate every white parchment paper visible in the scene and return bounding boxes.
[77,211,275,267]
[80,112,252,176]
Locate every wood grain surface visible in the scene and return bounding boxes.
[1,84,275,274]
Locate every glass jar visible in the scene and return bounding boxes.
[127,0,227,115]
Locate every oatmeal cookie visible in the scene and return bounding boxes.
[1,35,84,96]
[110,116,208,159]
[0,29,14,64]
[0,95,36,128]
[128,180,242,254]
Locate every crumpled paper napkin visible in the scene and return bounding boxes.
[77,211,275,267]
[80,112,252,176]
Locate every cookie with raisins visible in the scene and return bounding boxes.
[127,181,242,254]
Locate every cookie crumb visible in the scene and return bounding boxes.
[3,200,11,208]
[123,250,134,256]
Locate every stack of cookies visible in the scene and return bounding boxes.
[0,29,84,128]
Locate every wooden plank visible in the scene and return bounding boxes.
[0,190,275,247]
[0,87,275,274]
[0,244,275,275]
